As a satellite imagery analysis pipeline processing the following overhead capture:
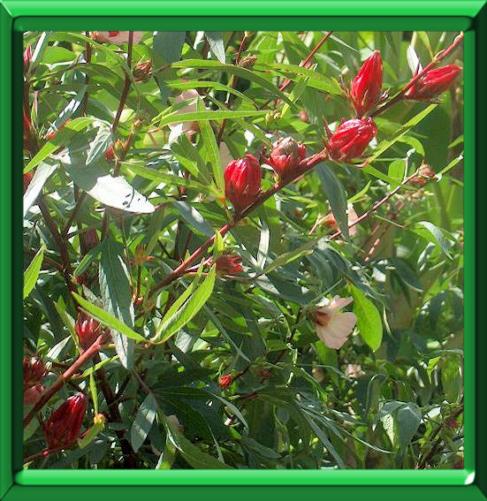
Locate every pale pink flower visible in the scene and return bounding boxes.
[345,364,365,379]
[91,31,144,45]
[314,296,357,349]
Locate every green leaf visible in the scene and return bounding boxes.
[23,162,57,216]
[153,32,186,69]
[65,162,155,214]
[261,239,317,276]
[350,285,383,352]
[396,403,422,448]
[162,412,231,469]
[205,32,226,63]
[316,163,349,239]
[24,117,94,173]
[198,100,224,193]
[173,201,214,237]
[412,221,453,258]
[130,393,159,452]
[159,109,269,128]
[99,239,136,368]
[172,59,295,107]
[23,245,45,299]
[368,104,437,164]
[72,293,145,343]
[154,266,216,343]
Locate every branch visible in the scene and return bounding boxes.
[328,169,424,241]
[149,150,328,296]
[23,332,109,428]
[112,32,134,134]
[371,32,463,117]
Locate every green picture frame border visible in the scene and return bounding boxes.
[1,0,485,499]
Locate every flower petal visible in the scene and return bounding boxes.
[316,312,357,349]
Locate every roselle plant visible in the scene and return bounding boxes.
[23,30,464,470]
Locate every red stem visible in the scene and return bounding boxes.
[149,151,328,295]
[23,333,109,428]
[371,32,463,117]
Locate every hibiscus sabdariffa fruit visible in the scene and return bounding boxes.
[215,254,243,276]
[314,296,357,349]
[43,393,87,449]
[405,64,461,100]
[75,312,102,350]
[224,153,262,213]
[350,50,383,117]
[268,137,306,180]
[326,118,377,162]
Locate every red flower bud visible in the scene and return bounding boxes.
[43,393,87,449]
[23,356,47,388]
[405,64,461,100]
[224,153,262,213]
[75,313,101,350]
[24,384,45,406]
[350,50,383,117]
[104,144,115,161]
[218,374,233,389]
[327,118,377,162]
[215,254,243,275]
[409,164,436,187]
[133,60,153,82]
[322,213,337,230]
[83,228,100,252]
[268,137,306,180]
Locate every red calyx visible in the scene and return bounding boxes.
[75,313,102,350]
[23,356,47,388]
[215,254,243,275]
[405,64,461,100]
[43,393,87,449]
[24,384,45,406]
[327,118,377,162]
[268,137,306,180]
[224,153,262,213]
[218,374,233,389]
[350,50,383,117]
[133,60,153,82]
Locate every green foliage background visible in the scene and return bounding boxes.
[23,30,464,469]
